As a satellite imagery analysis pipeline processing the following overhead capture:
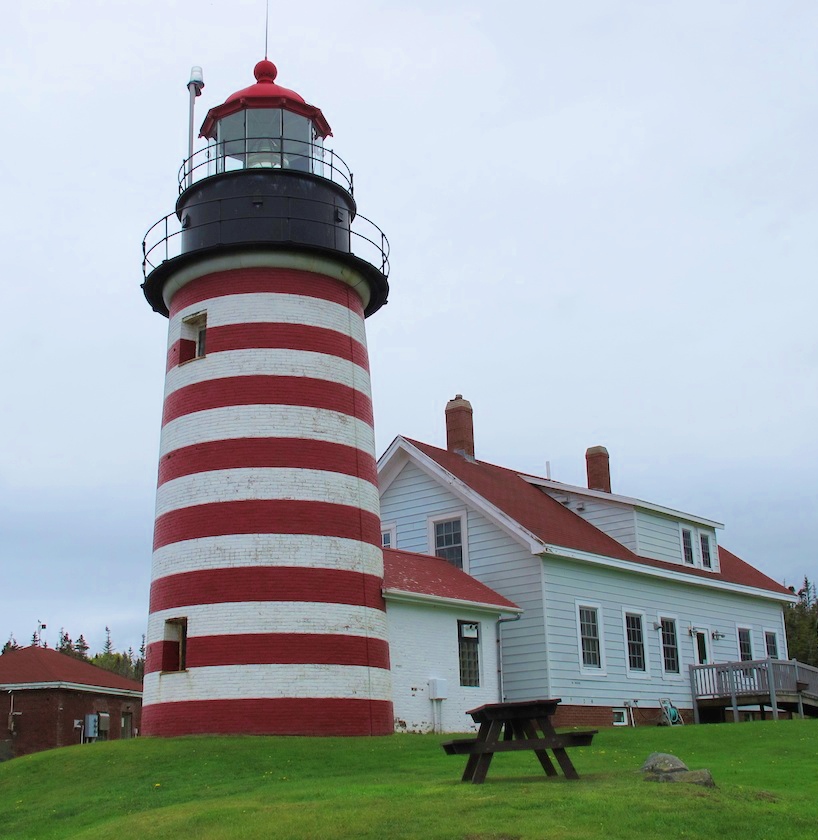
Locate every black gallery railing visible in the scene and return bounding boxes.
[178,140,355,195]
[142,193,390,281]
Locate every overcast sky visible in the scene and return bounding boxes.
[1,1,815,655]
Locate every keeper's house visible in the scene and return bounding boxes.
[0,646,142,759]
[378,395,795,727]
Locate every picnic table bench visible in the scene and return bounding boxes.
[442,699,597,784]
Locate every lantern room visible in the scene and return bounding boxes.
[195,59,332,179]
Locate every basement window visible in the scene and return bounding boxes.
[162,618,188,672]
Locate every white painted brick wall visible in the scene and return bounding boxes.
[387,600,501,733]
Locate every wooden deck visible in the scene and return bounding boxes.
[690,658,818,723]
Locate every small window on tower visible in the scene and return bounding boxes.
[181,311,207,363]
[161,618,188,672]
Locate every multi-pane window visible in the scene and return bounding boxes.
[434,518,463,569]
[738,627,753,661]
[660,618,680,674]
[381,531,392,549]
[457,621,480,686]
[625,613,646,671]
[700,534,712,569]
[765,631,779,659]
[682,529,694,565]
[579,607,601,668]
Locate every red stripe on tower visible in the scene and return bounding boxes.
[157,438,378,486]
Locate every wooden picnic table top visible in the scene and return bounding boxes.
[466,698,561,722]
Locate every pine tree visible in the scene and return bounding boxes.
[785,576,818,667]
[57,628,75,656]
[75,634,90,660]
[1,635,20,655]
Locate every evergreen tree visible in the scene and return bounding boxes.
[57,628,75,656]
[1,635,20,655]
[74,634,90,660]
[785,577,818,667]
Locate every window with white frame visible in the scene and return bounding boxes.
[457,621,480,686]
[660,617,680,674]
[625,612,647,672]
[765,630,779,659]
[578,605,603,670]
[681,528,695,565]
[699,533,712,569]
[738,627,753,661]
[428,513,467,570]
[381,523,396,549]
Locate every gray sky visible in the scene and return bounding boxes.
[1,1,815,655]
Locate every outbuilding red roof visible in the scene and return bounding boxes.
[403,438,790,597]
[0,646,142,693]
[383,548,519,611]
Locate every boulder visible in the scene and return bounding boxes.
[641,752,689,773]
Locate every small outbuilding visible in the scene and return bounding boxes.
[0,646,142,760]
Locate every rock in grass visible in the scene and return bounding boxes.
[641,753,689,773]
[641,753,715,787]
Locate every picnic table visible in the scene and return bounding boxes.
[441,699,597,784]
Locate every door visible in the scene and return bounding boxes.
[694,630,709,665]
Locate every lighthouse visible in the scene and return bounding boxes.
[141,60,392,736]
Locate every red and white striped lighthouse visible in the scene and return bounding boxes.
[140,59,392,736]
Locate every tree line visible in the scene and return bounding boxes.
[2,626,146,682]
[785,577,818,667]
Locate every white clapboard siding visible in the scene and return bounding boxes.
[635,510,684,563]
[542,555,788,710]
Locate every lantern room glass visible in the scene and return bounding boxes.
[214,109,321,174]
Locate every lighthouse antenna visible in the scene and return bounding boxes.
[265,0,270,59]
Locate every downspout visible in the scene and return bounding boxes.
[497,613,522,701]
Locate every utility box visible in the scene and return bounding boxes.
[85,714,99,738]
[97,712,110,734]
[428,678,448,700]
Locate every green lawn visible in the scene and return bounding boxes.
[1,720,816,839]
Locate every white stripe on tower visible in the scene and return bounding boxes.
[142,265,392,738]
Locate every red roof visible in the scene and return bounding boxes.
[403,438,790,597]
[383,548,519,611]
[0,646,142,693]
[200,60,332,140]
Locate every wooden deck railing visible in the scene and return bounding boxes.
[690,658,818,722]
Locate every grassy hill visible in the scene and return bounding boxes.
[1,720,816,839]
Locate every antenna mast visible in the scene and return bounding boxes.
[265,0,270,59]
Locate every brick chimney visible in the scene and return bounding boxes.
[446,394,474,458]
[586,446,611,493]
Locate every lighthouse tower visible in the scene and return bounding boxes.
[141,60,392,736]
